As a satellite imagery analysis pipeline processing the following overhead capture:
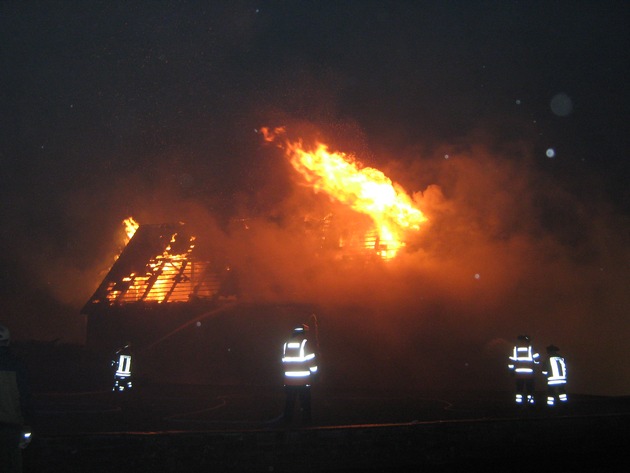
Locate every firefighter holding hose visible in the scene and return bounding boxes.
[111,343,133,393]
[281,322,318,424]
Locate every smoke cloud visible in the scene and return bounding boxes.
[4,116,628,396]
[138,124,627,396]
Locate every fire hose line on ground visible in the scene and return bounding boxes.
[162,395,228,421]
[36,390,112,397]
[327,394,454,410]
[165,414,286,427]
[34,391,124,414]
[162,395,287,426]
[35,405,122,415]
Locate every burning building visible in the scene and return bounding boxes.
[81,218,310,385]
[81,132,430,386]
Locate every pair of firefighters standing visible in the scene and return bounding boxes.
[508,335,568,407]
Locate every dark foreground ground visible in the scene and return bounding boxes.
[23,383,630,472]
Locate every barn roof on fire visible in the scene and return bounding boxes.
[81,223,236,314]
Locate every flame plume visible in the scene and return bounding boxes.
[123,217,139,242]
[261,127,427,259]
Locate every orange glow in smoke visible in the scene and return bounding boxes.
[261,127,427,258]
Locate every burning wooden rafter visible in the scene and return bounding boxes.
[82,223,230,311]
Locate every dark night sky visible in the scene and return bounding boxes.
[1,1,629,395]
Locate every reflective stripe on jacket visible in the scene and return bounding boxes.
[542,356,567,385]
[115,354,132,378]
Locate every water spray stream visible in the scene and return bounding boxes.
[306,313,320,353]
[141,302,239,354]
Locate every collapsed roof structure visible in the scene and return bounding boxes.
[83,223,233,306]
[82,222,238,355]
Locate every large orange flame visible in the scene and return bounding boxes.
[261,127,427,259]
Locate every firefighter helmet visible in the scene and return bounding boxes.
[0,324,10,345]
[547,344,559,353]
[293,324,309,336]
[517,335,530,342]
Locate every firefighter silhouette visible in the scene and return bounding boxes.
[282,324,318,424]
[508,335,540,406]
[111,343,133,392]
[541,345,568,406]
[0,323,32,472]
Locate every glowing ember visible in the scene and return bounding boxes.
[261,127,427,258]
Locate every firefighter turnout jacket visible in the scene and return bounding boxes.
[508,343,540,377]
[112,345,133,392]
[282,336,318,386]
